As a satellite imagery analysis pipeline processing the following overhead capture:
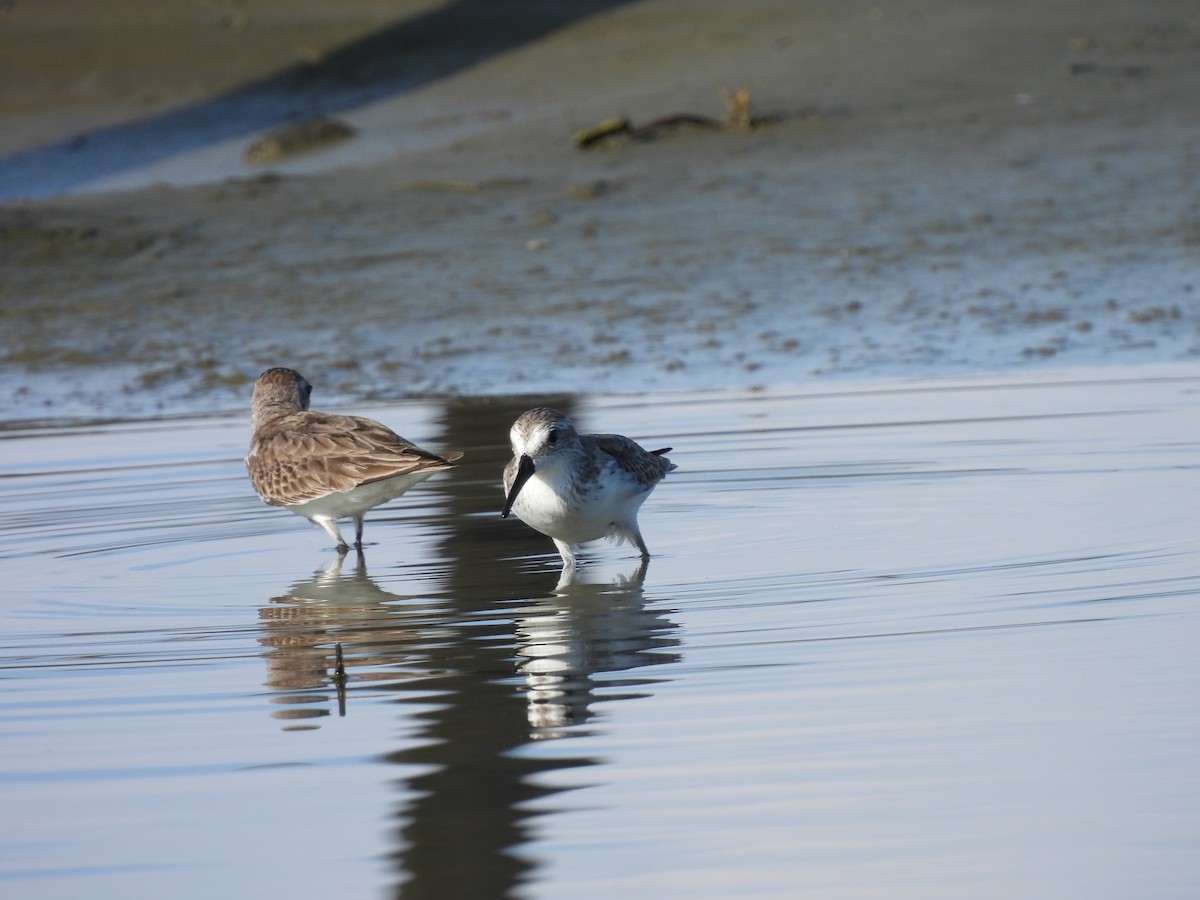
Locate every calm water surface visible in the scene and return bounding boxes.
[1,367,1197,899]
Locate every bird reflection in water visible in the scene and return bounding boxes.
[252,396,685,897]
[515,562,681,740]
[257,551,448,729]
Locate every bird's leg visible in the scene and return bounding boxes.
[553,539,579,571]
[314,516,349,553]
[634,531,651,561]
[353,515,365,550]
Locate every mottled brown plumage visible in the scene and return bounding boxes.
[246,367,461,550]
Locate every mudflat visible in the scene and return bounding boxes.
[1,0,1197,420]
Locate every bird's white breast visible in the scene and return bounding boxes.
[511,462,649,545]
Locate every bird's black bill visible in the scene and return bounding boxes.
[501,454,536,518]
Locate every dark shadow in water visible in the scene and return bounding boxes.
[0,0,642,199]
[256,397,681,899]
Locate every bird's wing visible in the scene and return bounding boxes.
[592,434,673,489]
[248,412,460,506]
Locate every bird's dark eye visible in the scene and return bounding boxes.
[547,428,559,445]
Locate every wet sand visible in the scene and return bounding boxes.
[1,0,1198,422]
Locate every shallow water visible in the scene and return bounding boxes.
[1,366,1197,899]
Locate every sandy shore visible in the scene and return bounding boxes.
[1,0,1197,422]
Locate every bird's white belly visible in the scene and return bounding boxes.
[289,471,435,520]
[512,470,647,545]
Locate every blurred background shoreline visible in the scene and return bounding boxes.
[1,0,1197,423]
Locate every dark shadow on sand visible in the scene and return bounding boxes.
[0,0,642,200]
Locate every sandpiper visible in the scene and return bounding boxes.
[245,367,461,551]
[501,407,675,569]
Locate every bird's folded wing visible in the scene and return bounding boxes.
[592,434,672,487]
[249,413,459,505]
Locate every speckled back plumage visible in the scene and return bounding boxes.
[245,367,460,548]
[247,409,459,507]
[591,433,675,488]
[503,408,674,494]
